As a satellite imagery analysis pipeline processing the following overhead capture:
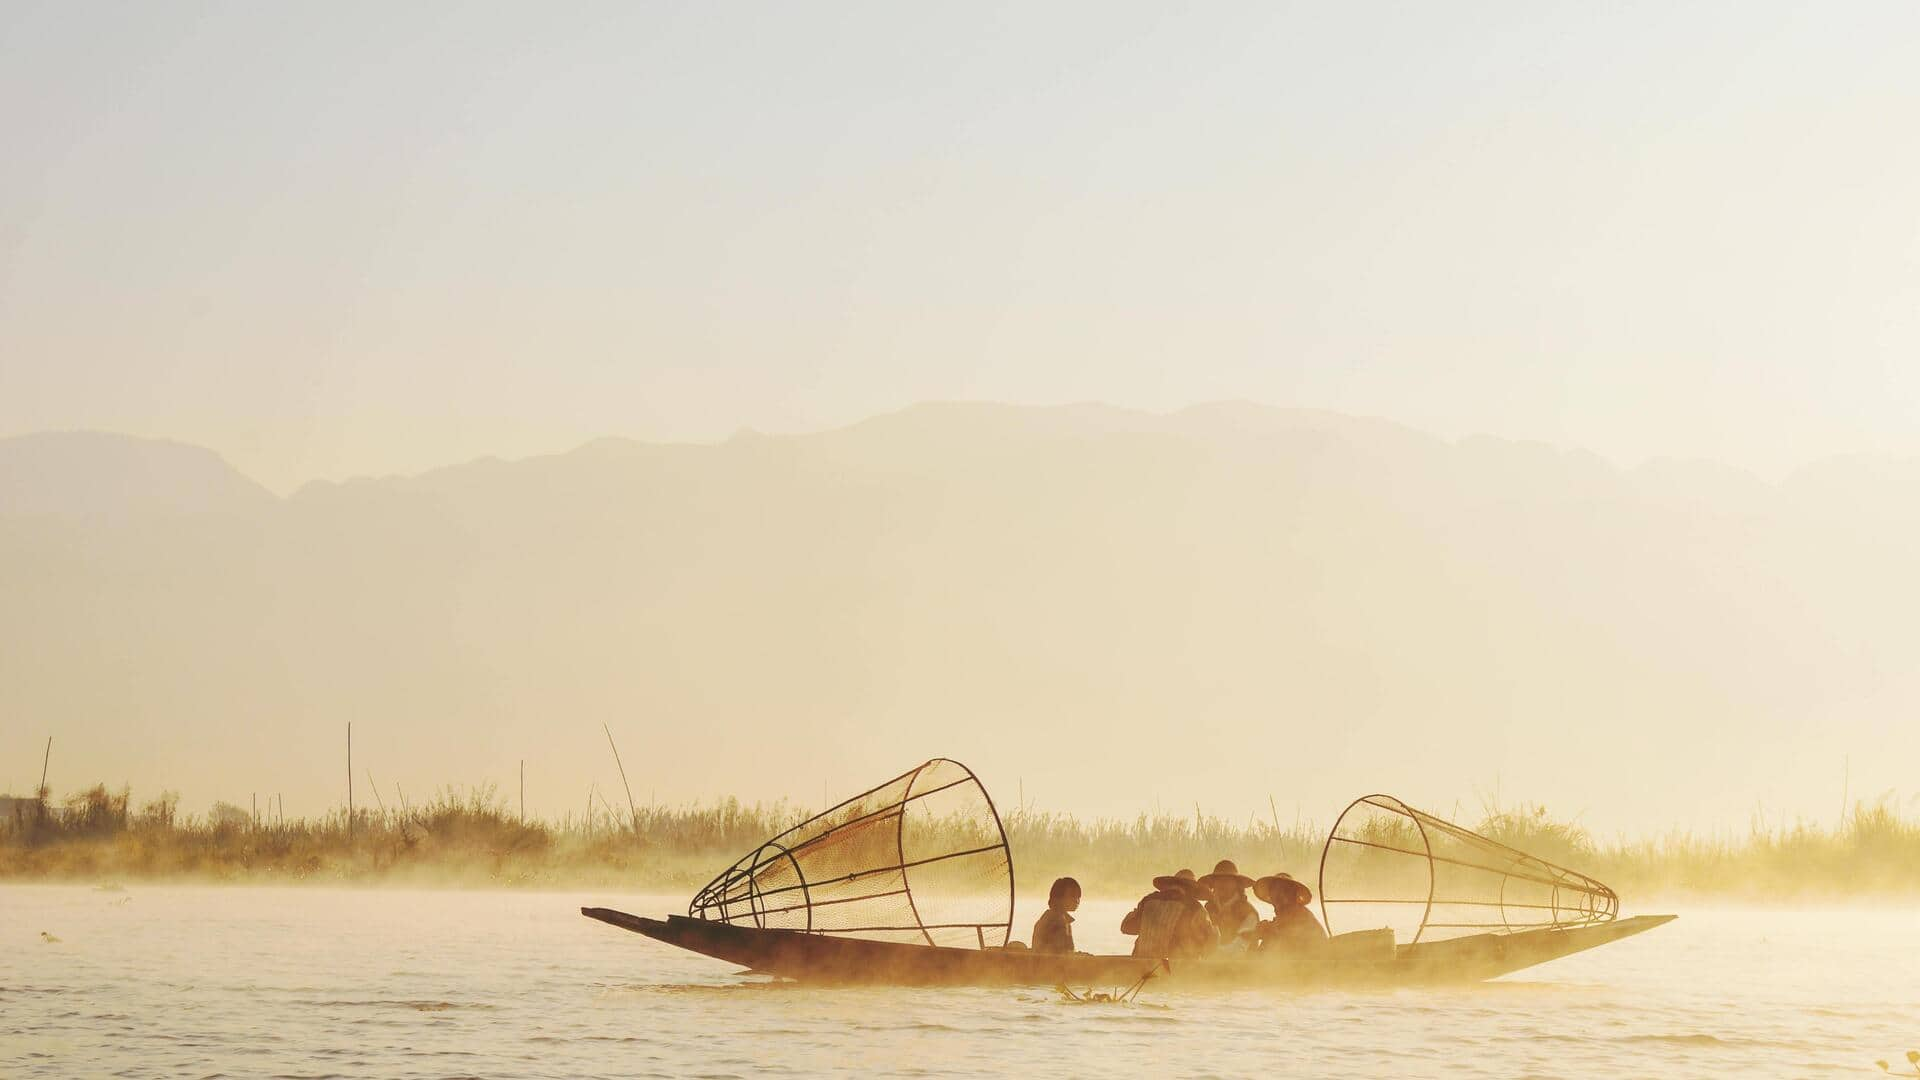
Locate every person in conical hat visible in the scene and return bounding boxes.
[1253,872,1326,950]
[1120,868,1216,958]
[1197,859,1260,948]
[1252,871,1312,906]
[1149,867,1208,896]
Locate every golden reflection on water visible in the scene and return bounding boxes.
[3,885,1918,1078]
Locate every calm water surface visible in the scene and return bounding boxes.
[3,885,1917,1079]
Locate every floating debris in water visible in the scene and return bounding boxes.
[1055,959,1169,1005]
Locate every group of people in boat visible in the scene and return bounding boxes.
[1027,859,1325,958]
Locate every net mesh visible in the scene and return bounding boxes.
[688,758,1014,948]
[1318,794,1618,944]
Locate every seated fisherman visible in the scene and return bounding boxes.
[1253,872,1327,949]
[1031,877,1081,954]
[1119,868,1217,959]
[1197,860,1260,948]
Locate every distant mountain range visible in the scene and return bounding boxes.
[3,403,1915,833]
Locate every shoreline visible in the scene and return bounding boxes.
[9,858,1920,908]
[11,782,1920,903]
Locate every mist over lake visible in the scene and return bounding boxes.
[8,2,1919,1076]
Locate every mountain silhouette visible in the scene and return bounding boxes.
[0,431,275,517]
[2,404,1914,832]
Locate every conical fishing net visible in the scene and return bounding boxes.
[1317,794,1617,944]
[688,758,1014,948]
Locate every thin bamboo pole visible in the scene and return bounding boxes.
[603,724,640,834]
[36,737,52,829]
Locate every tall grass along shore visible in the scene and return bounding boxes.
[4,782,1919,900]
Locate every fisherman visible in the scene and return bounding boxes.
[1031,877,1080,954]
[1119,868,1217,959]
[1197,859,1260,948]
[1253,872,1326,949]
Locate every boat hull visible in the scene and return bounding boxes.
[580,908,1675,989]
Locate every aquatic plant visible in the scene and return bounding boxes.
[1873,1049,1920,1075]
[1474,801,1595,866]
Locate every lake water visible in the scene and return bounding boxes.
[3,884,1918,1079]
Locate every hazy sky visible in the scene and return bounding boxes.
[3,1,1917,492]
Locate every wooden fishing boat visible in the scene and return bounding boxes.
[580,907,1675,988]
[583,760,1674,989]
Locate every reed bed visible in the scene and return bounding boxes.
[0,783,802,889]
[5,782,1920,900]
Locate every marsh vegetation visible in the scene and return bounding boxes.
[5,781,1920,898]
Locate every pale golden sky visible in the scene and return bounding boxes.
[4,1,1918,494]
